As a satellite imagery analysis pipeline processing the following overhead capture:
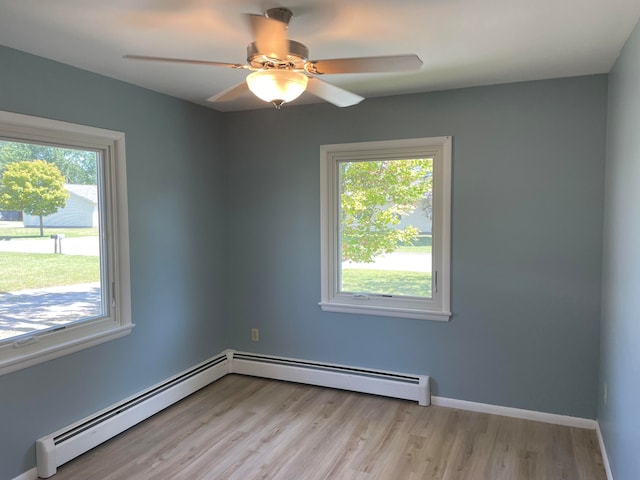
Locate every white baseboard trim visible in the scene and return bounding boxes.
[431,396,597,430]
[11,467,37,480]
[596,421,614,480]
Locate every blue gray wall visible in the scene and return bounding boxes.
[0,46,227,480]
[223,76,607,419]
[0,44,612,480]
[599,18,640,480]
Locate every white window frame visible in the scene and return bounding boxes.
[0,110,132,376]
[319,136,451,321]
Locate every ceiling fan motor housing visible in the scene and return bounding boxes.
[246,40,309,69]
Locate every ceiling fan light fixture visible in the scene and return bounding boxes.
[246,69,308,108]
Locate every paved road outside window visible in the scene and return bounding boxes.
[0,236,100,340]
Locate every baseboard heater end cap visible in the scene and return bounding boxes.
[419,375,430,406]
[35,437,56,478]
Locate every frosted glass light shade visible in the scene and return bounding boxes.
[246,70,308,107]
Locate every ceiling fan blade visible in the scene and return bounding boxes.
[124,54,246,69]
[307,54,422,75]
[247,14,289,59]
[206,82,249,103]
[306,77,364,107]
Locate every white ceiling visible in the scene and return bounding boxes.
[1,0,639,112]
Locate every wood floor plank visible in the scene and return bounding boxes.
[52,375,607,480]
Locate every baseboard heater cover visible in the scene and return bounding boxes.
[229,351,430,407]
[35,350,428,478]
[35,353,229,478]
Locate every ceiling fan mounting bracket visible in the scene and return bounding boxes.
[265,7,293,25]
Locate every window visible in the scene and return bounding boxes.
[319,137,451,321]
[0,111,132,375]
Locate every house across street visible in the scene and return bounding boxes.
[23,184,98,228]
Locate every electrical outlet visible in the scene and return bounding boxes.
[604,383,607,406]
[251,328,259,342]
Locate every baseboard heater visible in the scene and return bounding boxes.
[35,353,229,478]
[35,350,429,478]
[229,352,429,407]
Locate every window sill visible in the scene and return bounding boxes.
[319,302,451,321]
[0,324,134,377]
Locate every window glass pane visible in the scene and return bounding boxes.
[338,157,433,298]
[0,140,104,342]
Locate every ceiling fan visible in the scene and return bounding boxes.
[125,7,423,109]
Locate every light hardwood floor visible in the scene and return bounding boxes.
[52,375,606,480]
